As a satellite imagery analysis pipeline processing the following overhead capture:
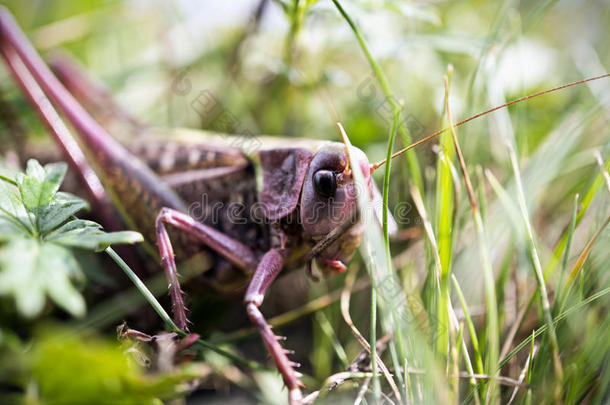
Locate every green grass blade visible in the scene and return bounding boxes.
[544,156,610,277]
[554,194,579,315]
[452,274,484,376]
[105,247,260,371]
[499,286,610,369]
[331,0,423,193]
[507,144,563,384]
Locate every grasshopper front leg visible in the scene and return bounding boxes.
[154,208,304,402]
[245,249,304,404]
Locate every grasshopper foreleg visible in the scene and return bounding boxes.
[245,249,304,404]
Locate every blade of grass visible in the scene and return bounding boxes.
[553,194,579,315]
[382,104,407,393]
[557,215,610,311]
[499,286,610,369]
[507,335,537,405]
[452,274,484,377]
[527,331,536,386]
[105,247,262,371]
[105,247,178,331]
[338,123,402,403]
[339,261,402,403]
[315,311,349,369]
[434,71,456,359]
[594,150,610,194]
[451,321,462,400]
[410,185,442,296]
[446,277,482,404]
[331,0,423,193]
[506,143,563,386]
[370,268,380,401]
[444,72,499,403]
[544,155,610,277]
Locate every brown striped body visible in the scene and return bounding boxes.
[120,138,271,290]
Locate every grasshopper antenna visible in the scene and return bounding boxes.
[369,73,610,172]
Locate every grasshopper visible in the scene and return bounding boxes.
[1,7,608,404]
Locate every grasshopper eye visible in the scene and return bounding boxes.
[313,169,336,198]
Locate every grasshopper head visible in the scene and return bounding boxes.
[299,143,373,274]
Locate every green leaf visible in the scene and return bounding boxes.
[0,239,45,317]
[46,219,144,251]
[0,159,143,318]
[38,192,89,235]
[0,218,24,243]
[29,331,211,404]
[0,181,33,235]
[0,238,85,318]
[41,243,86,316]
[44,219,103,238]
[16,160,67,215]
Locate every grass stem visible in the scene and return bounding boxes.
[444,73,499,403]
[105,247,261,370]
[331,0,423,192]
[506,145,563,386]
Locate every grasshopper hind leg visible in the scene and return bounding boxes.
[155,207,259,330]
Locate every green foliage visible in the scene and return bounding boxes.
[0,160,143,318]
[0,329,210,405]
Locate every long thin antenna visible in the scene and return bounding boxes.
[370,73,610,172]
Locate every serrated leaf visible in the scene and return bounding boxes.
[38,192,90,234]
[16,160,67,215]
[0,238,85,318]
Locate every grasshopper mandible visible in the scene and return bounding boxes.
[1,7,608,404]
